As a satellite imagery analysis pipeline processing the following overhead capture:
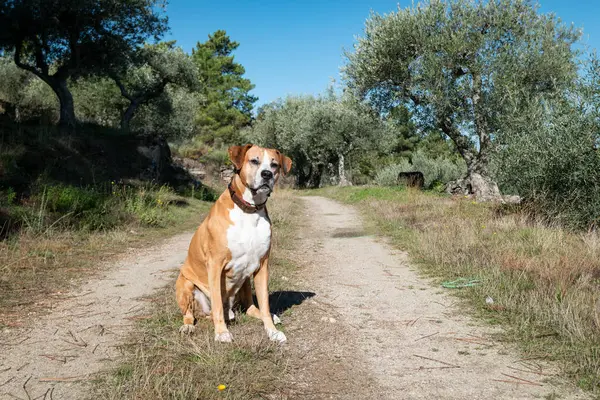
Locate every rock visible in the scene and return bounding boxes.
[220,166,235,184]
[172,156,206,181]
[446,173,502,202]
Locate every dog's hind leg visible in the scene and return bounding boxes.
[193,288,211,319]
[175,273,196,334]
[239,278,261,320]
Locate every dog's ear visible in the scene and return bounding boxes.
[279,153,292,176]
[228,144,253,170]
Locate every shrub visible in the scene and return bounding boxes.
[410,151,466,189]
[494,102,600,230]
[374,160,411,186]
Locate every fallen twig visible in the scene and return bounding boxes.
[16,363,29,372]
[0,337,30,346]
[413,354,460,368]
[454,337,489,346]
[500,373,543,386]
[492,379,541,386]
[415,332,439,341]
[23,375,32,400]
[38,375,91,382]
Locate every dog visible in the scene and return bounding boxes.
[175,144,292,343]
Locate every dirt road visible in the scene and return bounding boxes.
[284,196,587,400]
[0,232,193,399]
[0,195,589,399]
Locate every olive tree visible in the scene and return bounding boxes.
[248,93,393,187]
[344,0,580,199]
[0,0,167,128]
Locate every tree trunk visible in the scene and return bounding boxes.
[439,77,502,201]
[52,79,76,129]
[308,163,324,188]
[121,100,140,131]
[337,153,352,186]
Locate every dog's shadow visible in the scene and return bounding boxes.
[252,291,316,315]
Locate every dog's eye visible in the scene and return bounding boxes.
[270,162,279,169]
[250,159,260,166]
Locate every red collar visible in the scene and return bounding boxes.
[228,182,267,213]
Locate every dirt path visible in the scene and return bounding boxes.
[289,196,588,400]
[0,232,194,400]
[0,195,590,399]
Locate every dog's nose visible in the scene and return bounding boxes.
[261,170,273,179]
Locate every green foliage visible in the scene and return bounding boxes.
[493,97,600,229]
[131,85,201,138]
[344,0,581,183]
[13,182,180,233]
[192,30,257,145]
[71,76,125,127]
[0,56,57,123]
[374,160,411,186]
[387,105,419,159]
[112,41,199,130]
[411,151,466,189]
[0,0,168,127]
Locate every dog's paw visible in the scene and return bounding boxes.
[267,328,287,343]
[179,324,195,335]
[272,314,282,325]
[214,331,234,343]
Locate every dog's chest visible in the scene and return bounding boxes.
[225,206,271,285]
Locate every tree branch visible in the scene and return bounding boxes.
[14,41,46,81]
[111,76,134,102]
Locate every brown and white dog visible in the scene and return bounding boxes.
[175,144,292,343]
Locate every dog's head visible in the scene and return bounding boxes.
[228,144,292,195]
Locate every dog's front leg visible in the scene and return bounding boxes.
[209,262,233,343]
[254,254,287,343]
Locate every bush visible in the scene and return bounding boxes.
[494,102,600,230]
[410,151,466,189]
[374,160,411,186]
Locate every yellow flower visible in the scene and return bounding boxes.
[218,384,227,391]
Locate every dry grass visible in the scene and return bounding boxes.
[0,197,211,328]
[317,186,600,394]
[94,189,302,399]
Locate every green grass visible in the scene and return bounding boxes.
[93,190,302,400]
[315,185,600,395]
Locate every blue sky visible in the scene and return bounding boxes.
[165,1,600,107]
